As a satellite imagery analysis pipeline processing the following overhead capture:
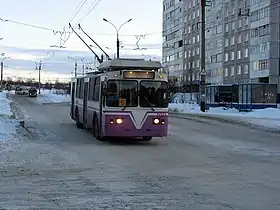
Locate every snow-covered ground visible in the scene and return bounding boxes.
[36,89,70,104]
[169,103,280,130]
[9,89,71,104]
[0,91,17,143]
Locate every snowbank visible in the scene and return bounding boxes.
[169,103,280,130]
[36,89,70,104]
[0,91,17,142]
[0,90,13,116]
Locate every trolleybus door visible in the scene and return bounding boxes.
[70,82,76,119]
[83,82,89,127]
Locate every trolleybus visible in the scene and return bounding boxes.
[70,58,168,141]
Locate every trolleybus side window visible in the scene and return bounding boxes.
[76,78,84,99]
[106,80,138,107]
[139,81,168,108]
[93,77,100,101]
[88,77,95,101]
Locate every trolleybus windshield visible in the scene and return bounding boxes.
[106,80,138,107]
[139,81,168,108]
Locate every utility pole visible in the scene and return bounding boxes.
[68,56,84,77]
[74,62,77,77]
[82,63,85,75]
[1,56,9,90]
[36,61,42,94]
[200,0,208,112]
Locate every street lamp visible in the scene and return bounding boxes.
[1,56,9,90]
[102,18,132,58]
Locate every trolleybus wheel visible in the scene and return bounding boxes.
[75,110,83,129]
[142,136,152,141]
[93,117,104,141]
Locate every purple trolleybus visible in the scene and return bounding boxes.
[70,58,168,141]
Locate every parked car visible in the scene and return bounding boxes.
[15,86,29,95]
[28,87,38,97]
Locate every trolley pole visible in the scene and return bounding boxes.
[200,0,207,112]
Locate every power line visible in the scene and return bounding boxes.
[0,17,161,37]
[68,0,89,24]
[77,0,102,24]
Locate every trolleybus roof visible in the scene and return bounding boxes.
[98,58,162,71]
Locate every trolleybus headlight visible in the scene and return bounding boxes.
[116,118,123,124]
[161,119,165,124]
[153,118,160,124]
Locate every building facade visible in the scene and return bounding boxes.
[162,0,280,94]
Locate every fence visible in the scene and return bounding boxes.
[206,83,278,111]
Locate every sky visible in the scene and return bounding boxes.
[0,0,163,82]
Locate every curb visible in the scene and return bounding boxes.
[169,111,280,133]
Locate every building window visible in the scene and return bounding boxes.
[224,67,228,76]
[244,48,248,57]
[211,55,217,63]
[244,64,248,74]
[216,39,223,48]
[244,17,248,25]
[244,31,248,41]
[237,66,241,74]
[225,38,229,47]
[238,19,242,28]
[231,66,235,76]
[225,23,228,32]
[197,34,200,42]
[196,60,200,67]
[231,36,234,45]
[231,51,235,60]
[259,59,269,70]
[217,53,223,62]
[196,47,200,55]
[237,50,241,59]
[231,21,235,30]
[237,34,242,43]
[193,36,195,43]
[225,53,228,61]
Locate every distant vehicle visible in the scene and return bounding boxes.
[28,87,38,97]
[15,86,29,95]
[70,58,169,141]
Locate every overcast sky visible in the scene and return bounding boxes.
[0,0,163,81]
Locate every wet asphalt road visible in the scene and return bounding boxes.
[1,94,280,209]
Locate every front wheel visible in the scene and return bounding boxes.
[142,136,152,141]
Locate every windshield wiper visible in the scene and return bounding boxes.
[144,96,155,111]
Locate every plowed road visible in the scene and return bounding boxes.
[1,94,280,209]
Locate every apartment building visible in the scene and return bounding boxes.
[162,0,280,94]
[162,0,201,89]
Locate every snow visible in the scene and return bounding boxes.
[0,91,17,143]
[169,103,280,130]
[0,90,13,116]
[36,89,70,104]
